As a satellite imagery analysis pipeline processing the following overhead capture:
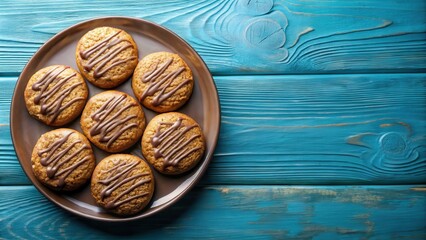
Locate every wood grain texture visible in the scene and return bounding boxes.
[2,74,425,185]
[212,74,426,184]
[0,0,425,74]
[2,1,426,239]
[0,77,25,185]
[1,185,425,239]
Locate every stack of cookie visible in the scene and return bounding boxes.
[24,27,205,217]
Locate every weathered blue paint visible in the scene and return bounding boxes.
[1,0,426,238]
[0,0,425,74]
[1,186,425,239]
[212,74,426,184]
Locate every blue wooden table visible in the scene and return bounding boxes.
[1,0,426,239]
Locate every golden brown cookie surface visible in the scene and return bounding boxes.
[142,112,205,175]
[132,52,193,112]
[80,90,145,153]
[91,154,154,216]
[31,128,95,191]
[24,65,88,126]
[76,27,138,89]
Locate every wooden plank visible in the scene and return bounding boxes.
[1,74,425,185]
[0,185,425,239]
[0,77,25,185]
[212,74,426,184]
[0,0,425,75]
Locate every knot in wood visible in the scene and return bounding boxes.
[379,132,406,154]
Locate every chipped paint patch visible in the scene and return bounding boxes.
[353,213,370,219]
[220,188,230,194]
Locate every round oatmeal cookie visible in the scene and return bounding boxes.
[31,128,96,191]
[142,112,205,175]
[80,90,145,153]
[76,26,138,88]
[91,154,154,216]
[24,65,88,126]
[132,52,193,112]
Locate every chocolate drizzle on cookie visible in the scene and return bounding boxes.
[98,159,151,210]
[32,66,84,124]
[141,58,191,106]
[80,30,137,78]
[90,94,137,148]
[38,132,91,188]
[151,117,202,169]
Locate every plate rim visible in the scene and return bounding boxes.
[10,16,221,222]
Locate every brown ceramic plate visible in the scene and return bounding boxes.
[10,17,220,221]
